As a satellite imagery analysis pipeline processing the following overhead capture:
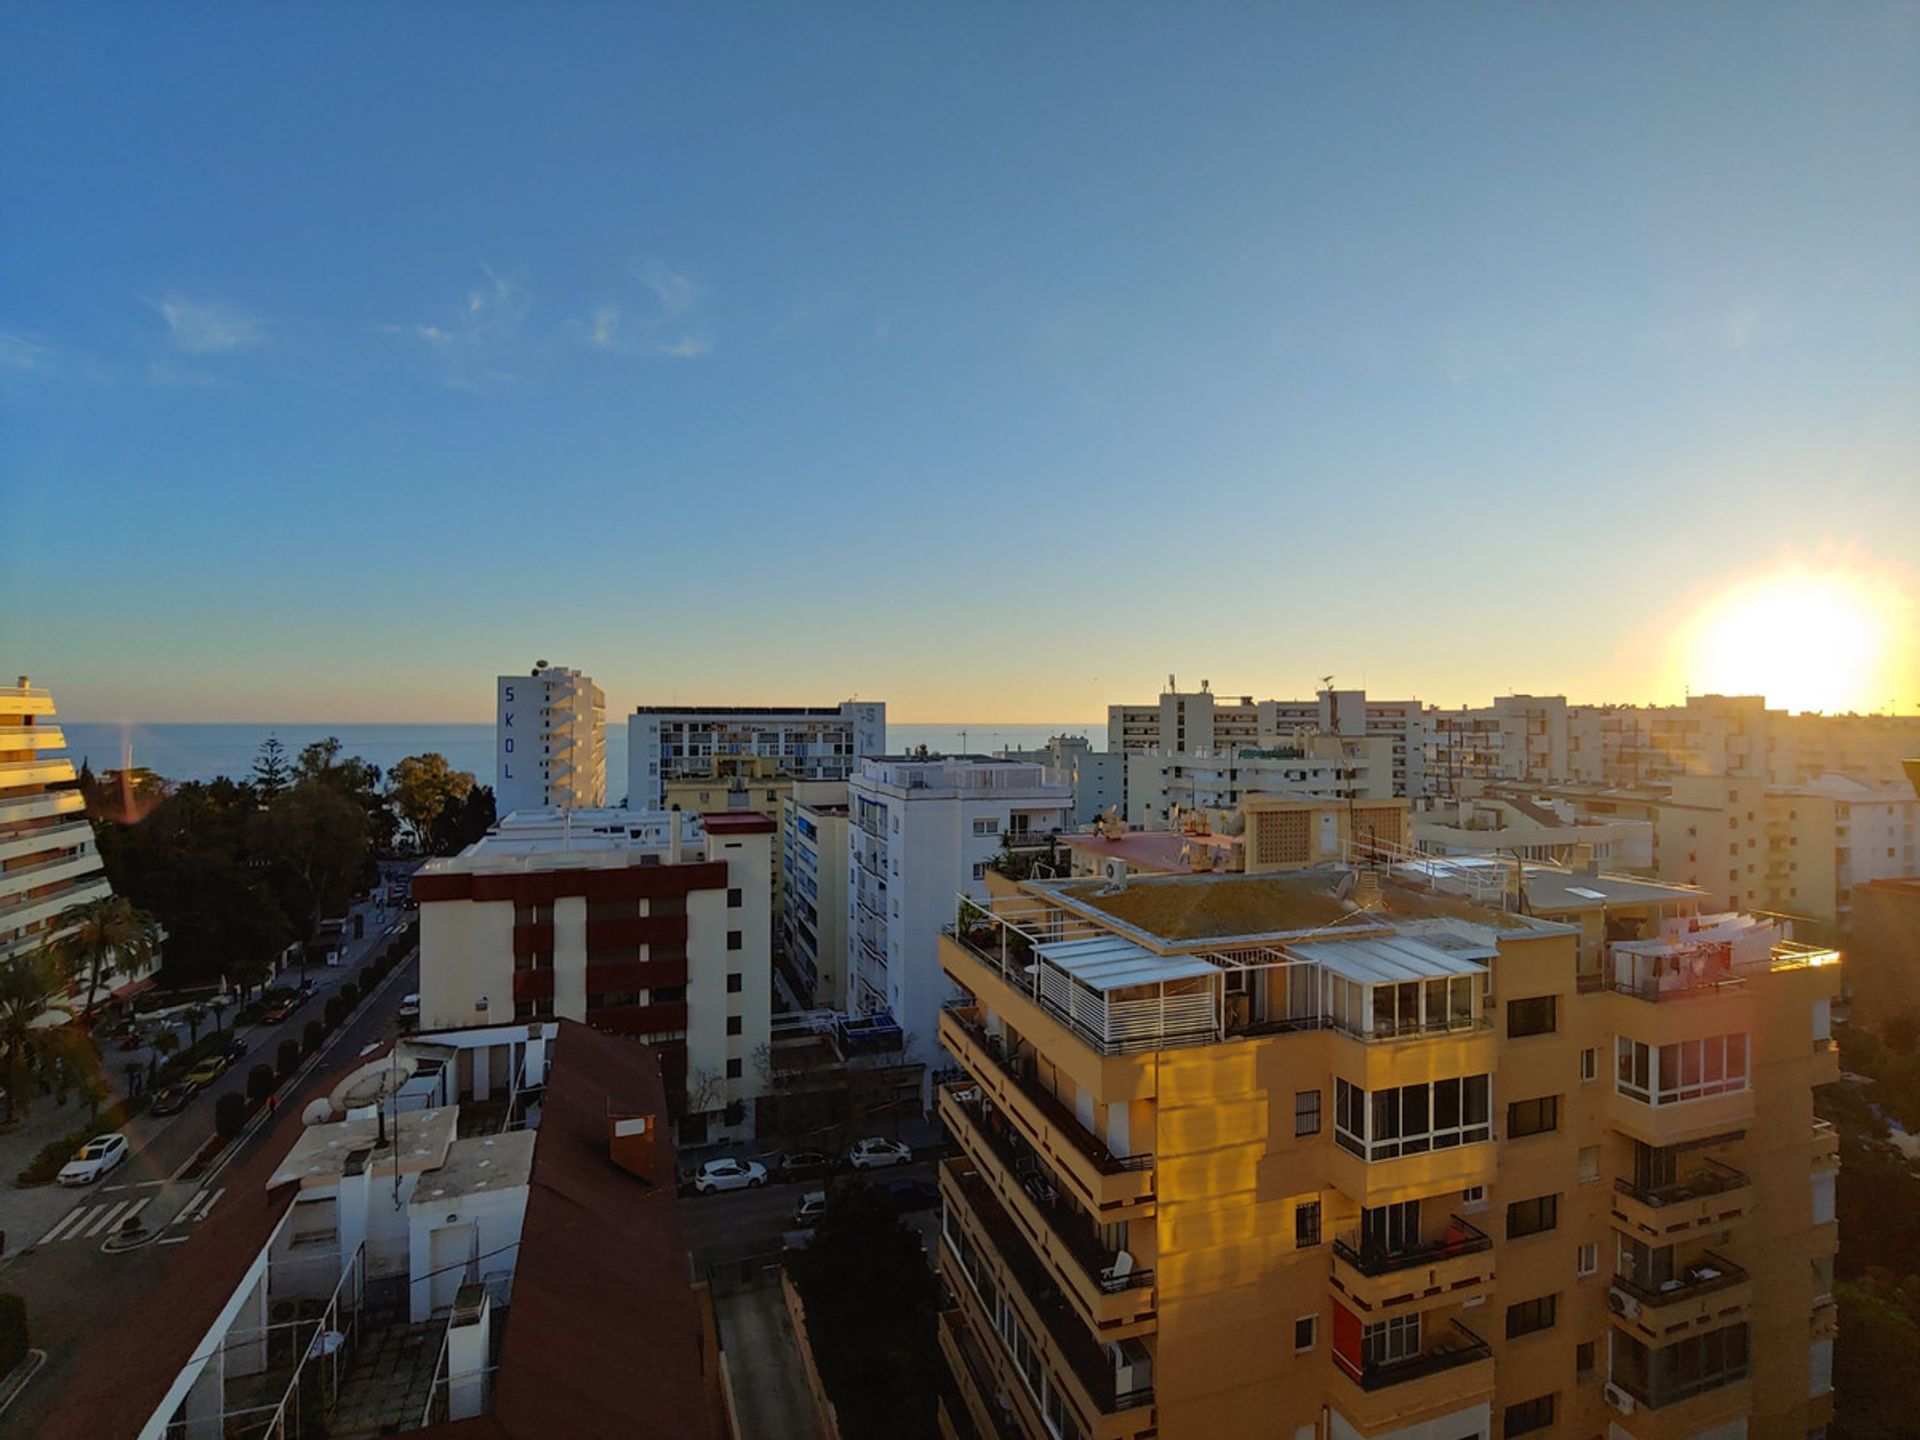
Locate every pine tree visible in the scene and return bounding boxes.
[252,735,290,801]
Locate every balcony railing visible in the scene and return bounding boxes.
[942,1001,1153,1177]
[1335,1319,1492,1391]
[943,1084,1152,1294]
[1332,1215,1491,1277]
[1613,1157,1749,1209]
[1604,972,1748,1003]
[1610,1252,1748,1308]
[946,1163,1155,1413]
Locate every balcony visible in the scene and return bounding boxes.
[938,1002,1154,1213]
[943,922,1219,1057]
[1608,1255,1752,1342]
[936,1303,1028,1440]
[1812,1035,1840,1085]
[1330,1319,1493,1433]
[1811,1118,1839,1167]
[938,1083,1155,1336]
[1329,1216,1494,1315]
[939,1160,1157,1434]
[1610,1158,1750,1243]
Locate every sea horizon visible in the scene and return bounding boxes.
[58,720,1109,805]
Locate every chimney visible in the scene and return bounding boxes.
[609,1110,659,1184]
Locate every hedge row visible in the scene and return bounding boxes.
[17,1104,135,1186]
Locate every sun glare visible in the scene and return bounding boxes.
[1678,567,1903,713]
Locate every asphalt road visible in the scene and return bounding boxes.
[0,890,420,1437]
[679,1156,942,1275]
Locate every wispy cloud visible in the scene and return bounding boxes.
[656,336,710,359]
[153,295,264,354]
[147,360,228,389]
[0,330,58,374]
[629,258,702,318]
[383,265,530,386]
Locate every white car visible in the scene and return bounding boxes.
[847,1137,912,1171]
[58,1134,130,1186]
[691,1158,768,1195]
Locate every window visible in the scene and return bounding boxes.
[1461,1185,1487,1208]
[1503,1395,1554,1436]
[727,887,743,908]
[1506,995,1557,1037]
[1577,1242,1597,1276]
[1579,1145,1599,1183]
[972,818,999,836]
[1294,1090,1321,1137]
[726,1016,742,1036]
[1506,1293,1557,1338]
[1506,1193,1558,1239]
[1577,1340,1596,1377]
[1507,1096,1559,1139]
[1334,1075,1491,1160]
[971,862,988,881]
[726,973,743,994]
[1295,1201,1321,1248]
[726,1058,742,1079]
[727,930,743,951]
[1579,1047,1597,1082]
[1615,1034,1749,1105]
[1294,1315,1317,1352]
[1361,1313,1421,1368]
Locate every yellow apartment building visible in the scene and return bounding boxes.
[931,855,1839,1440]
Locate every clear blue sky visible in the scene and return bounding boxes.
[4,4,1916,722]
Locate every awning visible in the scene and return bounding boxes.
[1034,936,1217,993]
[1285,934,1491,985]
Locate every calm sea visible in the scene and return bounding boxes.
[60,721,1106,804]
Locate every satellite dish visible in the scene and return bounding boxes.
[302,1098,333,1126]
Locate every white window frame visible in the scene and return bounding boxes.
[1615,1033,1750,1106]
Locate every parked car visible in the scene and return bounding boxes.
[398,993,421,1021]
[793,1190,828,1226]
[57,1134,130,1186]
[184,1054,231,1089]
[260,999,298,1024]
[147,1084,195,1116]
[691,1158,768,1195]
[846,1137,912,1171]
[883,1177,940,1213]
[778,1149,833,1180]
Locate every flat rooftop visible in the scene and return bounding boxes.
[270,1105,460,1188]
[413,1128,537,1203]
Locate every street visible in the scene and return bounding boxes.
[678,1156,944,1276]
[0,882,420,1437]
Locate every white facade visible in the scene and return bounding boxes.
[415,807,772,1132]
[627,699,885,809]
[1108,684,1426,798]
[494,662,606,815]
[994,734,1123,825]
[0,677,120,977]
[1412,793,1656,872]
[1125,732,1396,829]
[847,756,1071,1074]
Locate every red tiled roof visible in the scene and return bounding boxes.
[700,811,777,835]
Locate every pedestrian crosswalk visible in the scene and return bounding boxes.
[35,1183,226,1247]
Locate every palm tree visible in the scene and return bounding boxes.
[0,948,87,1124]
[183,1005,206,1050]
[60,896,162,1023]
[208,993,231,1039]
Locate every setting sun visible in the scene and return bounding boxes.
[1677,565,1908,713]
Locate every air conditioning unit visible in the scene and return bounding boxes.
[1603,1381,1636,1415]
[1101,857,1127,884]
[1607,1287,1641,1321]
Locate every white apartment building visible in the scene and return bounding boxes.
[1124,731,1395,828]
[1426,693,1571,795]
[847,755,1070,1075]
[0,677,140,998]
[993,734,1123,825]
[1108,682,1425,796]
[628,699,885,810]
[414,806,772,1140]
[781,790,850,1013]
[494,661,606,814]
[1412,790,1656,871]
